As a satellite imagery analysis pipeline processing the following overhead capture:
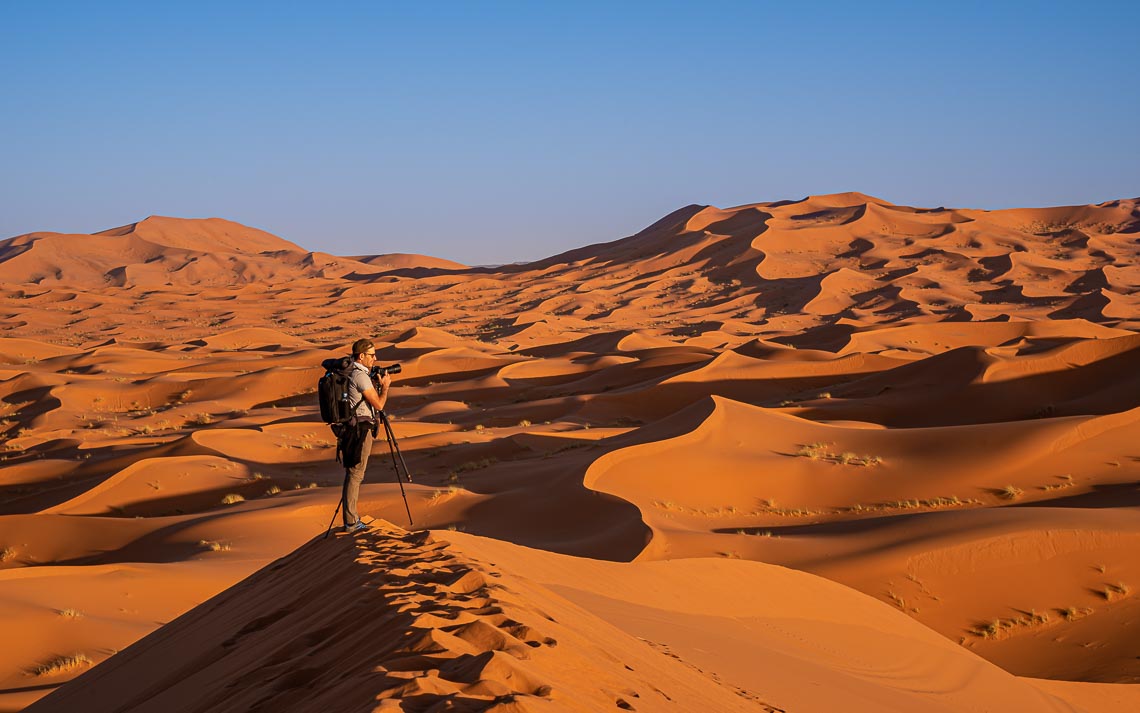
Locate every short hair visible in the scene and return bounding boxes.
[351,339,374,356]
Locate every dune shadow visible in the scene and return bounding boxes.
[1015,482,1140,510]
[791,341,1140,427]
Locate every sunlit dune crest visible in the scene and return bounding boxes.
[2,193,1139,712]
[352,253,469,272]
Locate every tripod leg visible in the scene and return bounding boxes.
[380,412,414,527]
[385,419,413,483]
[323,499,343,540]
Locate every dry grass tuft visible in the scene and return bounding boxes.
[978,620,1004,639]
[972,609,1053,639]
[198,540,231,552]
[32,653,92,677]
[849,495,975,514]
[794,443,881,466]
[1060,606,1093,621]
[766,505,824,517]
[220,493,245,505]
[796,442,830,459]
[429,485,464,502]
[0,546,16,563]
[58,608,83,619]
[455,458,497,473]
[998,485,1023,501]
[1103,582,1130,601]
[517,419,531,427]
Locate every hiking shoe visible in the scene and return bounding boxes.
[344,521,368,534]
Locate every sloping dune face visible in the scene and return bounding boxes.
[2,196,1139,711]
[22,523,766,713]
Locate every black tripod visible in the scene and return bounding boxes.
[324,411,414,539]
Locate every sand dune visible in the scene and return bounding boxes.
[2,193,1138,711]
[0,217,381,289]
[352,252,469,272]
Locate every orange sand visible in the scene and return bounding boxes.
[2,196,1138,711]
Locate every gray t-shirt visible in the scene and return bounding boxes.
[346,362,376,419]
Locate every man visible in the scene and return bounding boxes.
[341,338,392,533]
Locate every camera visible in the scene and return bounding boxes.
[370,363,402,379]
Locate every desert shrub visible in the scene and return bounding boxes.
[998,485,1023,500]
[455,458,497,473]
[33,654,92,677]
[1103,582,1130,601]
[796,443,829,459]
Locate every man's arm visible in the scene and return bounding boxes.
[362,372,392,412]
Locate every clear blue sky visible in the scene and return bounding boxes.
[2,1,1137,264]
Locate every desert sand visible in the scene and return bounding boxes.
[1,194,1138,711]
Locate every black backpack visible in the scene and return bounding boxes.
[318,356,364,429]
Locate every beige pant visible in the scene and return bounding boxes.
[342,428,374,526]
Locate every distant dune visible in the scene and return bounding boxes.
[2,194,1138,712]
[0,216,382,288]
[352,253,469,271]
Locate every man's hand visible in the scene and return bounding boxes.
[364,371,392,412]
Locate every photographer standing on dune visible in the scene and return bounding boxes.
[339,338,392,533]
